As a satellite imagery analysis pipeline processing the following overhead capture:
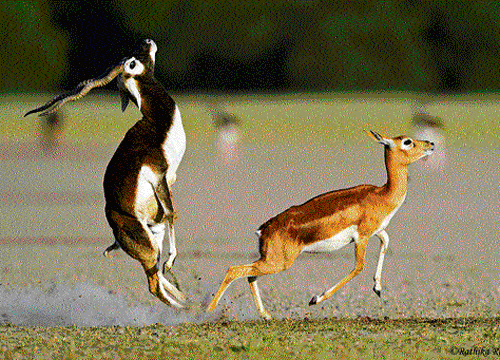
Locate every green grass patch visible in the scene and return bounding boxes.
[1,317,499,359]
[3,91,499,147]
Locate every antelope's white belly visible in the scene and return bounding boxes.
[163,105,186,186]
[302,225,359,253]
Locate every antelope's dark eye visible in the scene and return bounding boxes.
[403,139,413,146]
[129,60,136,69]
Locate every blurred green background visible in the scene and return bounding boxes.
[4,0,500,94]
[1,1,499,147]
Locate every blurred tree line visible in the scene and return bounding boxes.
[4,0,500,93]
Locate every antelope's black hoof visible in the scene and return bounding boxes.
[309,295,318,306]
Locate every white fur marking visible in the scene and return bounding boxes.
[149,222,166,253]
[400,138,414,150]
[149,222,165,234]
[159,272,186,301]
[148,40,157,63]
[136,166,158,200]
[125,77,141,110]
[302,225,358,253]
[124,57,145,75]
[157,273,184,308]
[373,230,389,291]
[164,224,176,269]
[135,166,163,252]
[163,105,186,186]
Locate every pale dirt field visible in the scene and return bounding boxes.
[0,140,498,325]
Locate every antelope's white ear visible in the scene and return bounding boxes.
[365,130,395,148]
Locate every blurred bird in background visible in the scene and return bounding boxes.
[40,111,64,154]
[411,98,447,171]
[209,102,242,166]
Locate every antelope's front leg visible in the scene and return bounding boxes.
[164,212,177,270]
[310,237,368,305]
[155,177,178,270]
[373,230,389,297]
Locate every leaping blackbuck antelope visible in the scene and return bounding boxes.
[25,39,187,308]
[207,131,434,319]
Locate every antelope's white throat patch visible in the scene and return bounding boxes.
[125,78,141,110]
[302,225,359,253]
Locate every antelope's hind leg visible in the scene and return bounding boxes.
[206,262,258,313]
[248,276,271,320]
[207,232,301,318]
[206,257,287,318]
[106,209,186,308]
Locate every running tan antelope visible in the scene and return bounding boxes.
[207,131,434,319]
[25,39,187,308]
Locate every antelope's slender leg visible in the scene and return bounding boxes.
[155,176,177,270]
[106,208,185,308]
[373,230,390,297]
[206,258,283,314]
[164,216,177,270]
[248,276,271,320]
[162,220,181,290]
[207,233,302,317]
[309,237,368,305]
[206,263,261,312]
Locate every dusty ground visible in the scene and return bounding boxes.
[0,140,498,324]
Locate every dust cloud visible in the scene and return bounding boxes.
[0,281,257,327]
[0,282,192,327]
